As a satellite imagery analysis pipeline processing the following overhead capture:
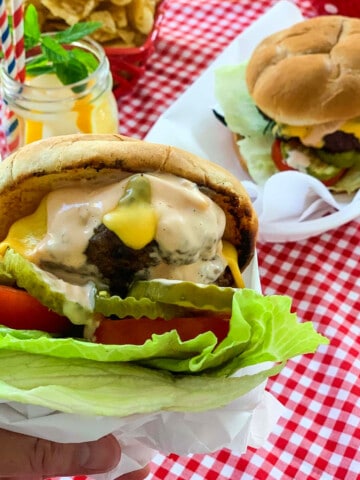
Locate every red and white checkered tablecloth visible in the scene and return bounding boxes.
[117,1,360,479]
[0,1,354,479]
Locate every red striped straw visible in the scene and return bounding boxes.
[11,0,25,82]
[0,0,22,155]
[3,106,20,152]
[0,0,17,78]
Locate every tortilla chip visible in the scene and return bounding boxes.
[110,0,133,5]
[88,10,118,42]
[127,0,156,35]
[23,0,161,47]
[41,0,101,24]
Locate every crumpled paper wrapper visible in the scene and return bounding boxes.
[145,0,360,243]
[0,255,286,478]
[243,172,360,242]
[0,382,284,479]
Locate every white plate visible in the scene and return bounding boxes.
[146,1,360,242]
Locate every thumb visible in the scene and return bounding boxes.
[0,429,121,477]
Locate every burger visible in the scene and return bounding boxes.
[0,133,327,417]
[215,15,360,193]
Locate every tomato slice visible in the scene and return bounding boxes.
[0,285,71,334]
[271,138,295,172]
[94,315,231,346]
[321,169,347,187]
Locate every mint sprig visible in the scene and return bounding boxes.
[23,4,102,85]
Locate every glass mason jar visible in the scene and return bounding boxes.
[0,35,119,156]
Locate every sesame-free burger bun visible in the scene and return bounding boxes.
[246,15,360,125]
[0,133,257,271]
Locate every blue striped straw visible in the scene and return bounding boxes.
[0,0,21,155]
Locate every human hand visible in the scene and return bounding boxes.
[0,428,150,480]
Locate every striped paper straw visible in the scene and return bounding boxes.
[0,0,21,155]
[4,106,20,152]
[2,105,21,155]
[0,0,17,77]
[11,0,25,82]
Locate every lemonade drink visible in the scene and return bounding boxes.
[21,73,119,144]
[1,36,119,154]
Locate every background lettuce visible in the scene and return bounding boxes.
[214,62,276,185]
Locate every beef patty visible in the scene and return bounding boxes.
[85,224,235,296]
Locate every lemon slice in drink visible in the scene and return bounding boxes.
[91,91,119,133]
[24,119,43,144]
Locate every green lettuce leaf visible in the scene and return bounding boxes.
[214,63,267,137]
[329,162,360,194]
[214,62,276,184]
[0,350,284,416]
[237,135,277,185]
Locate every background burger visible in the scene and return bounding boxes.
[0,133,327,417]
[215,15,360,193]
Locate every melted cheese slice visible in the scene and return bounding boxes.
[274,118,360,147]
[103,202,158,250]
[0,197,47,258]
[222,240,245,289]
[340,119,360,138]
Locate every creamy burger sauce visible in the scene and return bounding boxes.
[33,173,227,283]
[275,118,360,147]
[285,150,311,171]
[0,173,241,326]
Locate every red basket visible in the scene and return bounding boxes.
[312,0,360,17]
[105,1,166,99]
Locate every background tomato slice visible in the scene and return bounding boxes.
[0,285,71,334]
[271,138,295,172]
[321,169,347,187]
[94,315,230,346]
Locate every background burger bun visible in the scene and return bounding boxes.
[0,133,258,271]
[246,15,360,125]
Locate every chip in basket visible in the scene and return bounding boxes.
[20,0,165,96]
[23,0,162,47]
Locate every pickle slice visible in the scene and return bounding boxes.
[2,249,95,326]
[0,262,15,286]
[95,293,188,320]
[128,280,236,312]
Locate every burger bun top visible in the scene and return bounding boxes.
[246,15,360,125]
[0,134,258,271]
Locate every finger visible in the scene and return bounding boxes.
[117,464,151,480]
[0,430,121,476]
